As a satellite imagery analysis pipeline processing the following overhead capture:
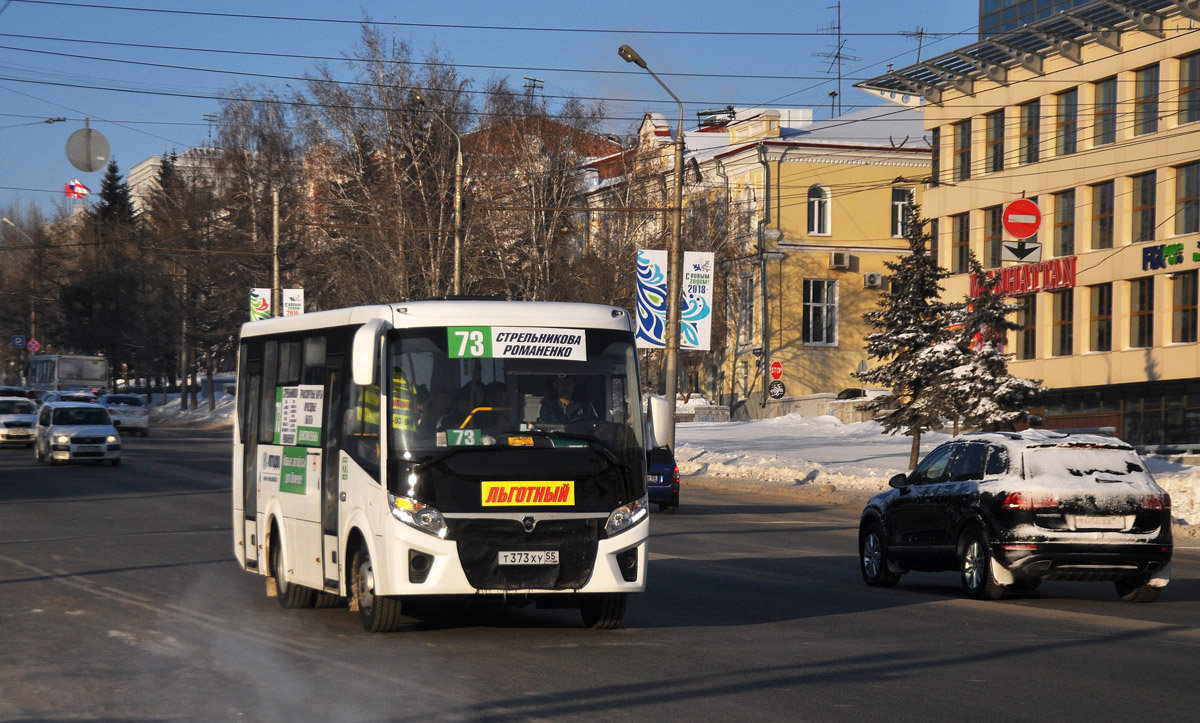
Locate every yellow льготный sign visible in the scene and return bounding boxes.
[482,481,574,506]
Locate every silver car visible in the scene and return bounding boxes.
[97,394,150,437]
[34,402,122,466]
[0,396,38,448]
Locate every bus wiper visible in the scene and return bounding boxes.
[521,429,629,470]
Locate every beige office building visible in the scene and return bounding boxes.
[859,0,1200,448]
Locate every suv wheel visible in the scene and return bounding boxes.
[1115,575,1161,603]
[959,527,1006,600]
[860,522,901,587]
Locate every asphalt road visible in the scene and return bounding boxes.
[2,425,1199,722]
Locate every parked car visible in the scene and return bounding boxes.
[836,387,890,401]
[34,401,122,466]
[858,431,1172,602]
[0,386,33,399]
[0,396,38,448]
[647,446,680,513]
[97,394,150,436]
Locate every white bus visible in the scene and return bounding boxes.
[26,354,109,393]
[232,300,664,631]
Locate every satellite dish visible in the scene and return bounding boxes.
[65,121,110,173]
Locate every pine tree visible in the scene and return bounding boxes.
[855,203,962,469]
[931,253,1044,432]
[93,158,136,227]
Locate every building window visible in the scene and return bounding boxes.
[1174,271,1198,344]
[1132,172,1156,243]
[1052,289,1074,357]
[930,127,940,187]
[1176,162,1200,236]
[984,205,1003,269]
[1053,189,1075,257]
[1019,100,1040,165]
[891,188,913,238]
[953,119,971,182]
[807,185,830,235]
[1094,76,1117,146]
[1056,88,1078,156]
[1130,277,1155,348]
[929,218,939,265]
[1181,52,1200,125]
[1134,64,1159,136]
[1091,181,1114,250]
[985,110,1004,173]
[951,213,970,274]
[737,274,755,346]
[1016,295,1036,360]
[802,279,838,346]
[1090,283,1112,352]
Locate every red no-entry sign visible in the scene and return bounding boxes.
[1002,198,1041,239]
[770,361,783,380]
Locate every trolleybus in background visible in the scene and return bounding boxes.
[26,354,109,394]
[232,300,666,632]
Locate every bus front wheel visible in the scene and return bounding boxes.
[270,529,315,609]
[580,593,626,630]
[351,546,402,632]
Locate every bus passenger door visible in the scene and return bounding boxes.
[242,371,262,570]
[321,364,343,588]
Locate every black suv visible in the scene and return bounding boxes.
[859,431,1172,602]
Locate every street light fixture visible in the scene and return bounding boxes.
[410,89,465,296]
[618,44,684,450]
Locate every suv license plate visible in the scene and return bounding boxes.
[498,551,559,565]
[1077,515,1124,530]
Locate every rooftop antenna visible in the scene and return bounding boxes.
[901,27,928,64]
[813,2,860,116]
[202,113,219,146]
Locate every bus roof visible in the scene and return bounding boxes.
[239,300,635,338]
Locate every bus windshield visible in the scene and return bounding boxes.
[386,326,644,461]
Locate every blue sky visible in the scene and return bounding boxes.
[0,0,979,215]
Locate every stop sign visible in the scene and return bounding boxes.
[770,361,783,380]
[1002,198,1041,239]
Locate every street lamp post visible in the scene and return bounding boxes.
[410,90,464,296]
[2,218,38,378]
[618,44,684,450]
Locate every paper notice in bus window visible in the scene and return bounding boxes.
[275,385,323,446]
[447,327,586,361]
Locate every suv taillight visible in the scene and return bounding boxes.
[1002,491,1058,510]
[1143,493,1171,510]
[673,465,680,485]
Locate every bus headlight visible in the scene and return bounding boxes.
[388,493,448,539]
[605,495,649,537]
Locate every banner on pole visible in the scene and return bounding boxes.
[635,250,714,351]
[250,288,271,321]
[283,288,304,316]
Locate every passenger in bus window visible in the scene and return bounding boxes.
[438,382,483,430]
[471,381,512,429]
[538,374,598,423]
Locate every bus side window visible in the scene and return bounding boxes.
[258,341,279,445]
[343,375,380,479]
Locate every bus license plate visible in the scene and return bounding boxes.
[498,550,558,565]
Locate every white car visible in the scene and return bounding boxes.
[0,396,38,448]
[97,394,150,437]
[34,401,122,466]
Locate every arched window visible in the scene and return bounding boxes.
[808,185,830,235]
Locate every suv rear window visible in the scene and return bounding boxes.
[1024,446,1150,482]
[105,396,143,406]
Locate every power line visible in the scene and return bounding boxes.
[9,1,971,38]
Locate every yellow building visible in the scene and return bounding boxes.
[859,0,1200,448]
[585,106,930,417]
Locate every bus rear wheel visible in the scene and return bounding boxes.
[271,530,315,609]
[351,546,402,632]
[580,593,626,629]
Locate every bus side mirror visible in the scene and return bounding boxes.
[352,319,390,387]
[645,394,671,449]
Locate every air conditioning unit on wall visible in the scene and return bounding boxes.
[828,251,851,269]
[863,272,884,289]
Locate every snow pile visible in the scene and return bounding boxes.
[677,413,1199,526]
[146,393,237,425]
